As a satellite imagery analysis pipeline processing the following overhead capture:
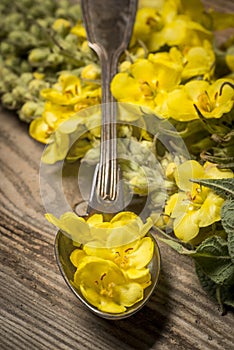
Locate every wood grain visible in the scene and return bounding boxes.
[0,1,234,349]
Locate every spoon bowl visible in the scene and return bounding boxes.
[55,229,161,320]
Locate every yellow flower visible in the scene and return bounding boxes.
[132,1,212,51]
[45,211,153,248]
[52,18,71,33]
[46,212,154,314]
[165,160,233,242]
[83,236,153,288]
[111,50,183,116]
[73,256,144,313]
[131,7,163,46]
[81,63,100,80]
[181,41,215,80]
[148,16,212,51]
[70,22,87,39]
[166,78,234,121]
[29,72,101,143]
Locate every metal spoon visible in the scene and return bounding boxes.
[55,0,161,319]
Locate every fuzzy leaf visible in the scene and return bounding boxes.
[221,199,234,262]
[194,236,234,286]
[221,199,234,235]
[195,263,217,299]
[190,178,234,199]
[196,263,234,312]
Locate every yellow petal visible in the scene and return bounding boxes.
[98,298,126,313]
[128,237,154,269]
[165,192,188,218]
[106,224,140,248]
[204,162,234,179]
[87,214,104,225]
[131,59,156,84]
[175,160,204,191]
[125,267,151,286]
[110,211,138,224]
[45,212,90,243]
[173,211,200,242]
[29,117,52,144]
[70,249,87,267]
[111,73,141,101]
[198,192,224,227]
[115,283,144,307]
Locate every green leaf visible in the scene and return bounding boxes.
[190,178,234,199]
[195,262,217,299]
[221,199,234,235]
[196,262,234,313]
[221,199,234,262]
[194,236,234,286]
[157,237,195,255]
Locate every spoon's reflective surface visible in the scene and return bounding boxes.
[55,229,161,320]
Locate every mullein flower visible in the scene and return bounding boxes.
[166,78,234,121]
[132,0,212,51]
[45,211,153,247]
[180,40,215,80]
[46,211,154,313]
[72,256,145,313]
[83,236,153,288]
[111,48,183,116]
[29,71,101,143]
[164,160,233,242]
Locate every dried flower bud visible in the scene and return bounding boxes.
[47,52,64,67]
[28,79,50,96]
[28,47,51,66]
[0,42,14,55]
[19,101,44,122]
[8,31,36,48]
[2,92,18,110]
[20,72,34,85]
[81,64,100,80]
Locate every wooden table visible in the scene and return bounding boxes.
[1,1,234,349]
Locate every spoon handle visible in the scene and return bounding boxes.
[81,0,138,201]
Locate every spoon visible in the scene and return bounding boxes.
[55,0,161,319]
[55,229,161,320]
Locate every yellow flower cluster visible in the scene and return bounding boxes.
[29,0,234,145]
[30,68,101,143]
[46,211,155,313]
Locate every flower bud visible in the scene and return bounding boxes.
[8,31,36,48]
[19,101,44,122]
[0,42,14,54]
[28,47,51,66]
[81,64,100,80]
[52,18,71,35]
[20,72,34,85]
[28,79,50,96]
[47,52,64,67]
[2,92,18,110]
